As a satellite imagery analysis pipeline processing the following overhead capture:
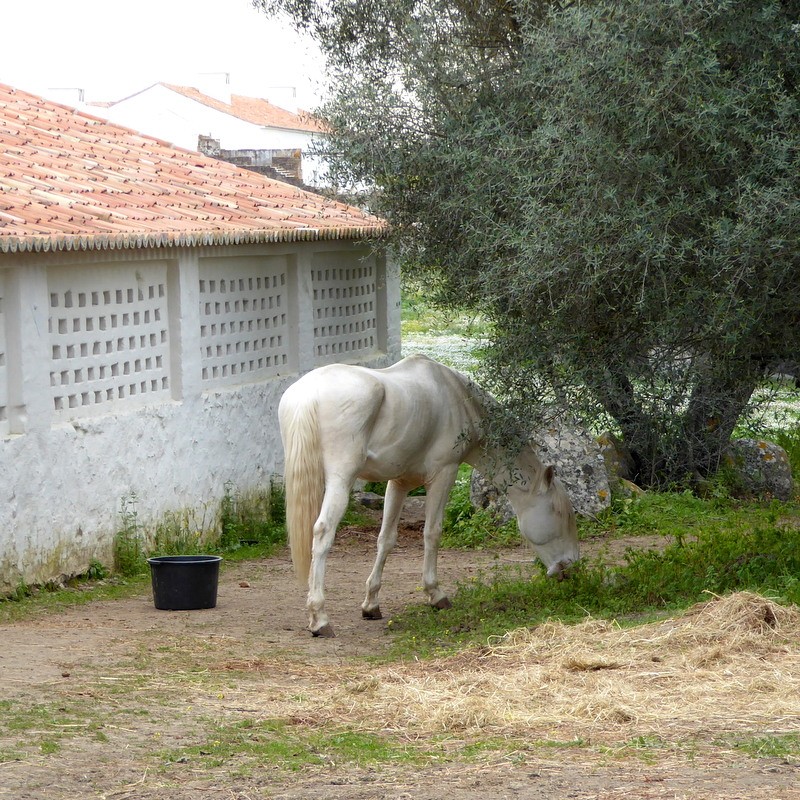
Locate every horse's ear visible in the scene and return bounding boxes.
[544,465,555,488]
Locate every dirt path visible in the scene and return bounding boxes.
[1,510,798,799]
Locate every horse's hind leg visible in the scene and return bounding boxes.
[362,480,408,620]
[307,477,351,637]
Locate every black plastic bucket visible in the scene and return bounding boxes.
[148,555,222,611]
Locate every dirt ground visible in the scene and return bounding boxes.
[1,500,798,799]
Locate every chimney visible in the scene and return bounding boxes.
[198,135,221,158]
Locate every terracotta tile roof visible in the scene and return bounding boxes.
[0,83,384,254]
[161,84,327,133]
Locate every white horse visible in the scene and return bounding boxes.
[278,354,580,637]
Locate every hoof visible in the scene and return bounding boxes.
[311,623,336,638]
[362,607,383,620]
[432,597,452,611]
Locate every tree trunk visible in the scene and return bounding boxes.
[682,370,759,479]
[592,365,759,489]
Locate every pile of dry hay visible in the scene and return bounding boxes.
[295,592,800,748]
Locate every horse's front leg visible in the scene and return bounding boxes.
[362,480,408,620]
[307,479,351,637]
[421,467,459,610]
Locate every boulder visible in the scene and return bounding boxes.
[725,439,795,502]
[470,424,612,519]
[596,430,648,498]
[470,470,515,524]
[353,491,384,510]
[596,431,635,482]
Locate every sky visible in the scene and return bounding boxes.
[0,0,326,111]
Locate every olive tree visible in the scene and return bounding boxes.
[257,0,800,487]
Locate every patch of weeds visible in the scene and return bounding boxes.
[85,559,109,581]
[722,732,800,759]
[0,574,147,623]
[0,564,150,621]
[579,489,719,542]
[459,735,588,761]
[151,506,211,556]
[0,699,107,757]
[0,747,26,763]
[341,496,382,528]
[111,481,287,577]
[456,737,513,759]
[604,734,680,765]
[534,736,589,750]
[114,493,147,576]
[4,580,32,602]
[311,729,416,765]
[219,480,286,552]
[161,719,422,774]
[441,466,519,550]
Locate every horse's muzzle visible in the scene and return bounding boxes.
[547,558,578,581]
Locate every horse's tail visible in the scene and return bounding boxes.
[280,396,325,585]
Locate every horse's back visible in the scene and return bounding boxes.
[279,360,388,462]
[279,355,479,482]
[281,354,464,414]
[356,356,482,477]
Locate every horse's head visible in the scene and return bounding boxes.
[509,464,580,579]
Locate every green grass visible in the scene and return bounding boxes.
[441,466,520,550]
[113,482,287,578]
[159,718,594,774]
[160,718,424,774]
[0,571,150,624]
[388,492,800,655]
[722,732,800,759]
[400,291,488,338]
[0,699,109,762]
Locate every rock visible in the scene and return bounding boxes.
[470,470,515,524]
[534,425,612,517]
[470,423,612,519]
[725,439,795,501]
[616,478,646,499]
[596,431,635,482]
[354,491,385,510]
[596,430,645,498]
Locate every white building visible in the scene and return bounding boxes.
[0,83,399,591]
[98,81,329,187]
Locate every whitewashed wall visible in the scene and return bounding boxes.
[0,240,400,590]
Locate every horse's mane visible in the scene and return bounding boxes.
[548,470,576,521]
[453,367,571,519]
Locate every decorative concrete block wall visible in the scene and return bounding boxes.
[0,240,400,590]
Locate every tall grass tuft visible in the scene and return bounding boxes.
[112,481,287,577]
[219,480,286,551]
[113,494,147,577]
